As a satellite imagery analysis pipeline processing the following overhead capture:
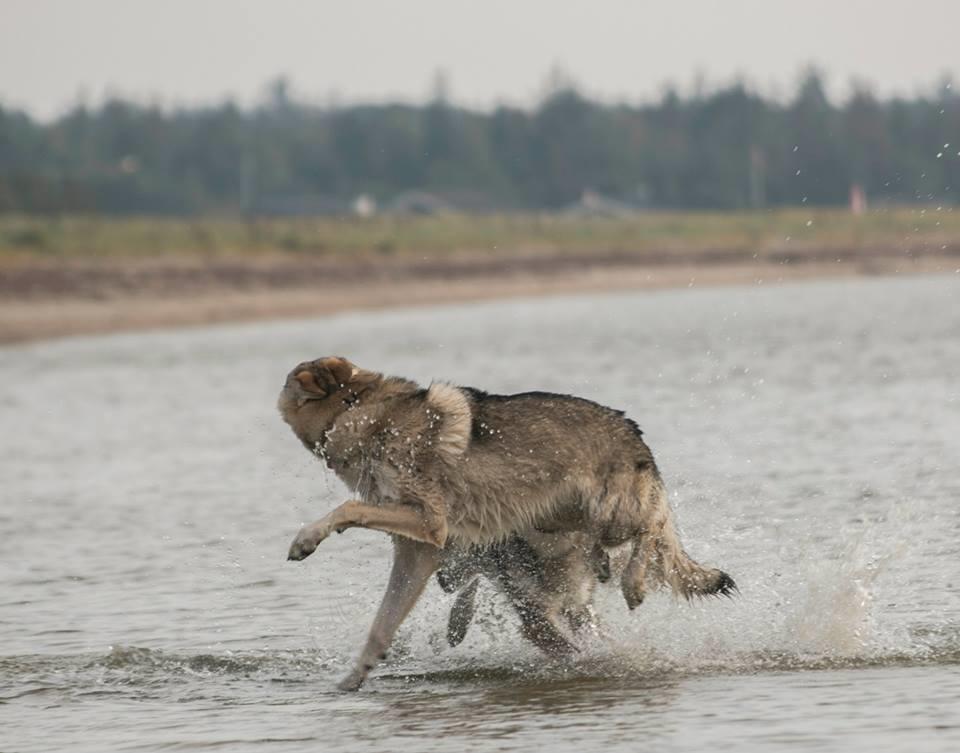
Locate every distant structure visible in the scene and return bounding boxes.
[850,184,868,215]
[351,194,377,218]
[385,190,453,215]
[749,145,766,208]
[251,194,348,216]
[563,189,635,217]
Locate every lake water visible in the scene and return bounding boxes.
[2,274,959,752]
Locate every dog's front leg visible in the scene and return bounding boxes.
[338,536,441,691]
[288,499,447,560]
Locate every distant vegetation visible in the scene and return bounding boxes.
[0,72,958,215]
[2,208,957,259]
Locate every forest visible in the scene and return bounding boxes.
[0,72,956,215]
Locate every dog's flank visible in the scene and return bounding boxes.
[279,356,735,690]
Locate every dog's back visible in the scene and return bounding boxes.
[451,388,735,607]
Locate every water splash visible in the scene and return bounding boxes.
[370,497,957,681]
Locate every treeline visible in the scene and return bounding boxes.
[0,73,957,214]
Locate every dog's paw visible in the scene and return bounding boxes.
[621,580,646,611]
[286,522,330,561]
[336,667,367,692]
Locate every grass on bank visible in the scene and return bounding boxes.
[0,207,958,261]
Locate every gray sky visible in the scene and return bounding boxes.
[2,0,958,118]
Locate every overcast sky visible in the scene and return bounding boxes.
[2,0,958,118]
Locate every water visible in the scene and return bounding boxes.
[2,274,959,751]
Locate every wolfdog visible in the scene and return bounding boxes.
[279,356,735,690]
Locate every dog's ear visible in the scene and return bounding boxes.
[294,369,328,396]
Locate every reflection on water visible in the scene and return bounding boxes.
[1,274,959,752]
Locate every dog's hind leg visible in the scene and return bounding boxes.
[337,537,441,691]
[589,542,611,583]
[619,476,737,604]
[566,603,598,635]
[446,578,480,647]
[620,534,657,610]
[497,578,579,656]
[513,599,579,656]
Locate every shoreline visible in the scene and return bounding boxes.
[1,247,957,344]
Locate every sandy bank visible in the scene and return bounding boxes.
[1,245,956,344]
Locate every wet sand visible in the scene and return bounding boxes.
[1,244,957,343]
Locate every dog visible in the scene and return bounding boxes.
[437,531,608,655]
[279,356,735,690]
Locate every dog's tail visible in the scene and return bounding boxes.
[651,485,737,600]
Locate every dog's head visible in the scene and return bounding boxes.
[277,356,380,440]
